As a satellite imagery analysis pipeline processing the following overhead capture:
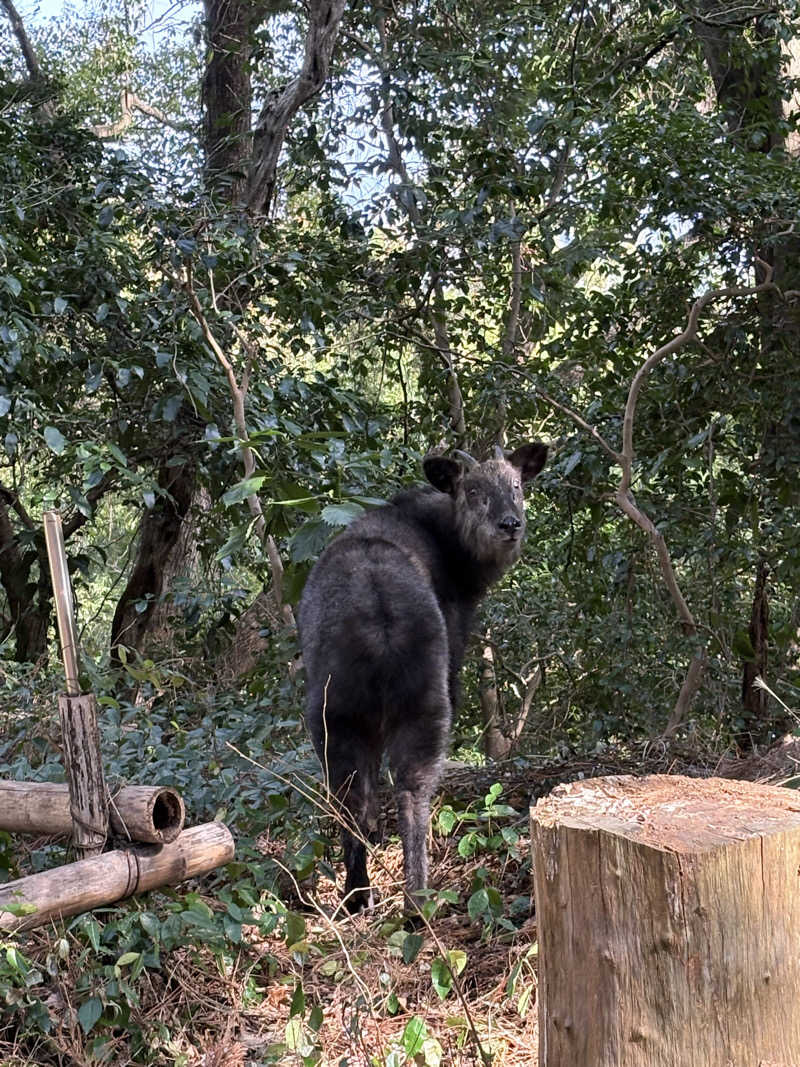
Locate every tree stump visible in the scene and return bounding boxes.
[531,774,800,1067]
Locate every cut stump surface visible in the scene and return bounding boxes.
[531,773,800,1067]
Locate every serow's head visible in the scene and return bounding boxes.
[423,442,548,568]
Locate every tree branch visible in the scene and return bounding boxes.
[524,259,780,730]
[173,265,295,628]
[91,88,185,139]
[619,259,776,494]
[246,0,346,215]
[501,238,523,361]
[1,0,43,82]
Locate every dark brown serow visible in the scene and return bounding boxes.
[299,442,548,913]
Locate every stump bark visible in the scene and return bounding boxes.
[531,774,800,1067]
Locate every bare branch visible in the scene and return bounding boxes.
[0,481,35,531]
[620,259,776,493]
[532,384,622,464]
[171,266,295,628]
[1,0,43,82]
[613,488,696,635]
[501,239,523,360]
[91,88,185,139]
[526,260,781,730]
[664,650,708,735]
[246,0,346,215]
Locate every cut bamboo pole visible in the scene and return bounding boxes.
[0,822,234,932]
[43,511,80,698]
[57,692,108,855]
[43,510,108,857]
[531,774,800,1067]
[0,781,185,844]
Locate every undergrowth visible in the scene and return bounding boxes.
[0,657,540,1066]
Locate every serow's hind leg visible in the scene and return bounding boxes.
[327,750,380,914]
[389,718,448,914]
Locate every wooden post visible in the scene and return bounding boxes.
[0,822,234,932]
[43,511,108,856]
[531,774,800,1067]
[0,781,185,844]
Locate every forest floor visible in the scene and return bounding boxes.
[4,738,800,1066]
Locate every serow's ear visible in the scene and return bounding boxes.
[423,455,463,495]
[507,442,548,485]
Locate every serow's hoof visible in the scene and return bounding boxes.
[344,886,379,914]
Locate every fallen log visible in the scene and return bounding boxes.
[0,781,185,844]
[531,774,800,1067]
[0,821,234,933]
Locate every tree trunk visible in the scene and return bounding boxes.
[693,5,800,748]
[110,460,195,661]
[202,0,254,204]
[531,774,800,1067]
[741,559,771,739]
[142,487,212,660]
[0,495,50,663]
[480,642,510,760]
[246,0,347,216]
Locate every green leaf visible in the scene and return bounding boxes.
[430,950,467,1000]
[284,911,306,946]
[222,476,265,507]
[139,913,160,937]
[468,887,489,921]
[162,395,182,421]
[430,956,453,999]
[437,807,457,834]
[320,501,365,527]
[401,931,423,964]
[107,442,128,467]
[401,1016,427,1056]
[44,425,67,454]
[289,982,305,1018]
[457,832,479,858]
[732,629,757,661]
[289,518,333,563]
[81,916,101,952]
[78,996,103,1034]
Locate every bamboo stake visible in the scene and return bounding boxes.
[43,511,80,697]
[0,781,185,844]
[0,822,234,932]
[43,511,108,855]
